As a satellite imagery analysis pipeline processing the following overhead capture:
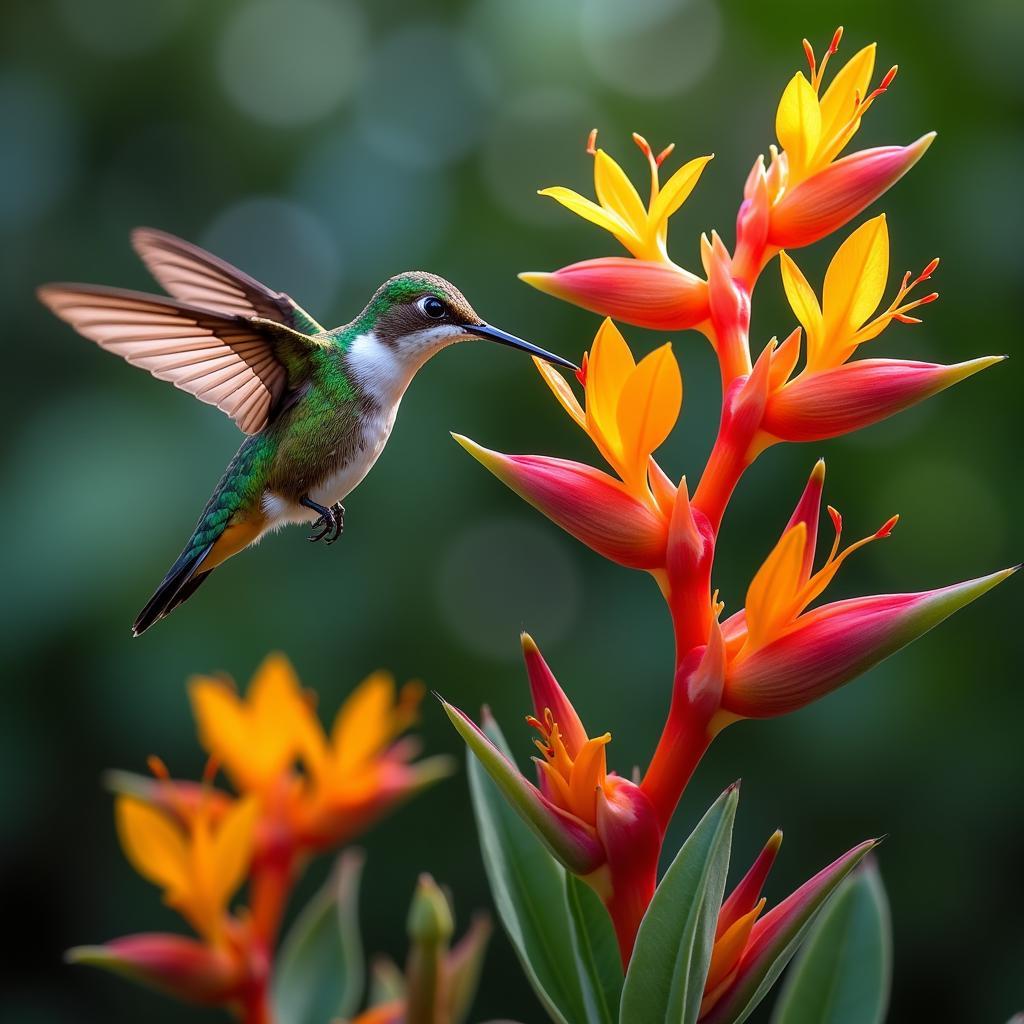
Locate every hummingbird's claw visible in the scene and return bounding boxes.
[325,503,345,545]
[307,501,345,544]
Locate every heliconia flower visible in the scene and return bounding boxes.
[454,319,685,568]
[519,257,710,331]
[522,132,714,329]
[539,317,682,503]
[189,654,451,852]
[189,652,321,793]
[66,934,248,1006]
[700,830,781,1015]
[759,215,1002,443]
[539,129,713,262]
[442,634,661,954]
[767,135,934,249]
[700,838,878,1023]
[451,438,669,570]
[718,461,1016,718]
[760,28,933,248]
[114,789,260,942]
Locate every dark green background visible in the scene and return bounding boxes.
[1,0,1021,1021]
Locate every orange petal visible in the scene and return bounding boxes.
[744,523,807,651]
[616,343,682,489]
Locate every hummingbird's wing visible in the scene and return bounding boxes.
[37,284,321,434]
[130,227,325,335]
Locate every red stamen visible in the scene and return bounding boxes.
[918,292,939,305]
[576,351,589,387]
[828,26,844,54]
[827,505,843,534]
[803,38,816,77]
[632,132,651,157]
[202,755,219,787]
[586,128,598,156]
[147,754,170,781]
[876,515,900,539]
[915,258,940,284]
[894,314,922,324]
[656,142,675,167]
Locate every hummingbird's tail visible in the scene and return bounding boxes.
[131,542,216,637]
[132,439,268,636]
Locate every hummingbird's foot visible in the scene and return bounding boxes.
[300,495,344,544]
[325,503,345,546]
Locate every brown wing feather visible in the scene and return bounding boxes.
[37,284,289,434]
[131,227,323,333]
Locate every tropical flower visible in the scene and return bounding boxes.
[189,654,451,851]
[540,130,713,262]
[454,319,683,568]
[80,655,452,1021]
[522,131,712,329]
[68,787,263,1009]
[443,634,661,959]
[760,214,1002,443]
[700,835,878,1022]
[116,788,259,942]
[716,461,1015,720]
[760,28,934,249]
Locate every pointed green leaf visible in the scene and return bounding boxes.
[770,859,891,1024]
[566,874,624,1024]
[272,850,364,1024]
[467,713,591,1024]
[620,785,739,1024]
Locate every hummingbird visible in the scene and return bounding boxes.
[38,228,576,636]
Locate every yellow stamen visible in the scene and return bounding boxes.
[528,708,610,826]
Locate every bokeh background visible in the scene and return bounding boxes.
[1,0,1021,1020]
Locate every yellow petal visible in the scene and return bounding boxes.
[593,149,648,235]
[616,343,682,488]
[818,44,876,162]
[115,796,191,897]
[744,523,807,651]
[779,252,823,366]
[209,795,260,914]
[649,154,714,229]
[776,73,821,181]
[189,678,249,770]
[330,671,398,776]
[538,186,637,247]
[533,356,585,429]
[822,215,889,360]
[586,319,636,463]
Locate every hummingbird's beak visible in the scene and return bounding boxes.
[465,323,578,372]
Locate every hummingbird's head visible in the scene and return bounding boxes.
[355,272,577,380]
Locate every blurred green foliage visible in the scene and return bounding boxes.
[0,0,1021,1021]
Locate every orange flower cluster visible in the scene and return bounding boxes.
[71,654,450,1021]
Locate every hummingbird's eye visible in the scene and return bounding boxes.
[419,296,447,320]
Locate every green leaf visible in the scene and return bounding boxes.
[770,859,891,1024]
[620,785,739,1024]
[272,849,364,1024]
[466,712,591,1024]
[566,874,624,1024]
